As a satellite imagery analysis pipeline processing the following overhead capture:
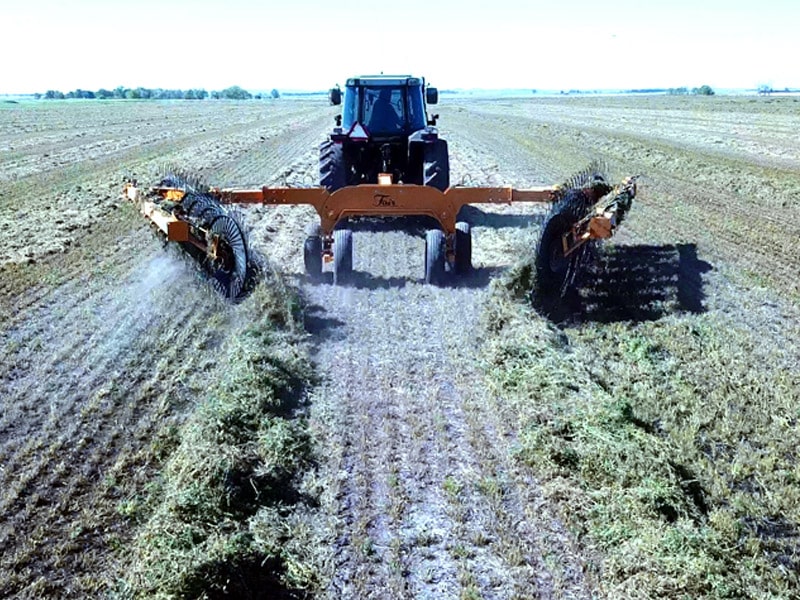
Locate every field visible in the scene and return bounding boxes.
[1,95,799,599]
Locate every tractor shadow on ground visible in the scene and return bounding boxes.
[302,303,347,342]
[309,266,505,291]
[347,271,413,289]
[449,266,507,289]
[543,243,712,324]
[343,207,543,234]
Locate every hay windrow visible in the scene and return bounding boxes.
[118,278,317,599]
[484,263,800,598]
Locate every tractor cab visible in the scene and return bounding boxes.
[336,76,432,137]
[323,75,448,191]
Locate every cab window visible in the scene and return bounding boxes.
[363,87,404,134]
[406,86,426,130]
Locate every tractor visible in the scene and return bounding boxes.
[320,75,449,192]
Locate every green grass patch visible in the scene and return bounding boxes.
[117,277,317,598]
[483,273,800,598]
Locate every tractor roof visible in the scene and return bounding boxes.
[346,75,423,87]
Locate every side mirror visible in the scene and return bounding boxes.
[329,86,342,106]
[426,86,439,105]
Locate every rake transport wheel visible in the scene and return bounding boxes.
[425,229,446,284]
[333,228,353,285]
[303,222,323,280]
[208,214,249,299]
[304,235,323,280]
[454,221,472,276]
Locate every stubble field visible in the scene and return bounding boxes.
[1,94,798,599]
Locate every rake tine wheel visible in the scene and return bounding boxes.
[208,213,250,299]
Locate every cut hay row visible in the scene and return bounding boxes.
[118,277,317,598]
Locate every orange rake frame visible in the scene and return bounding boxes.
[128,175,637,276]
[210,183,560,236]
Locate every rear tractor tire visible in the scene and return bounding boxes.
[423,139,450,192]
[319,140,346,192]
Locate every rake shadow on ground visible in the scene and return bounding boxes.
[457,205,544,229]
[301,272,412,290]
[336,216,438,235]
[543,243,712,324]
[344,271,412,290]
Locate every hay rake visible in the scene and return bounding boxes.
[123,167,637,299]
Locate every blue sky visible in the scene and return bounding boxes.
[2,0,798,93]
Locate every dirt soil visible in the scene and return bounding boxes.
[1,95,799,598]
[0,100,329,597]
[287,145,593,599]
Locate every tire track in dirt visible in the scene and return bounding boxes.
[245,99,800,597]
[307,255,590,594]
[235,113,593,598]
[0,243,230,597]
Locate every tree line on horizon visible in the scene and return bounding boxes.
[37,86,281,100]
[534,85,719,95]
[666,85,715,96]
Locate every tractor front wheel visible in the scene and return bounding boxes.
[423,140,450,192]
